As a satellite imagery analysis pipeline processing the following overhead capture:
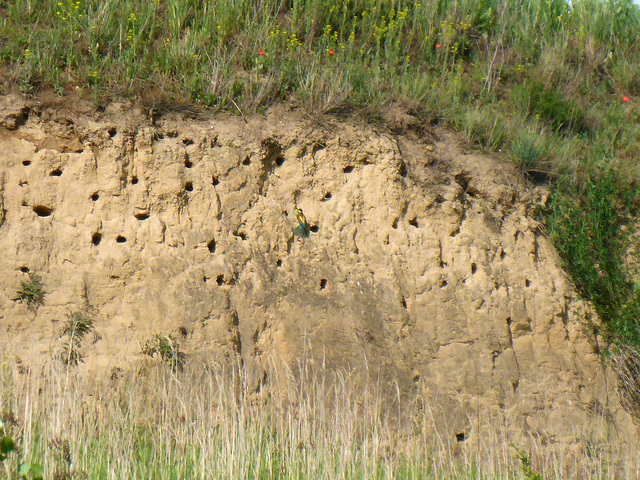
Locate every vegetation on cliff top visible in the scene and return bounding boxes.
[1,0,640,342]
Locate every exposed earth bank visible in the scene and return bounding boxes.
[0,93,638,474]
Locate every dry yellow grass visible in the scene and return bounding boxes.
[1,353,638,479]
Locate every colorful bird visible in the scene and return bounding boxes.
[295,208,307,226]
[293,208,309,238]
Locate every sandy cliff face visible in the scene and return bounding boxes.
[0,93,637,462]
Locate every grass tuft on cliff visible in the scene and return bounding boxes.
[2,0,640,347]
[16,272,45,312]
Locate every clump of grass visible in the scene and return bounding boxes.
[509,136,542,172]
[60,311,95,366]
[141,334,186,372]
[523,80,588,135]
[509,134,549,175]
[16,272,45,312]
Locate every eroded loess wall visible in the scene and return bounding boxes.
[0,94,638,471]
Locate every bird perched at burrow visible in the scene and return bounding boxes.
[293,208,310,238]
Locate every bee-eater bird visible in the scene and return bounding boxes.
[296,208,307,227]
[293,208,309,237]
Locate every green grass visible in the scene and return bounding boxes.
[2,0,639,118]
[539,166,640,348]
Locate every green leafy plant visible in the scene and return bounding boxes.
[16,272,45,312]
[18,462,44,480]
[60,311,95,366]
[1,419,43,480]
[539,167,640,347]
[0,428,14,463]
[142,334,186,372]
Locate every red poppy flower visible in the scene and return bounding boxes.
[435,44,441,49]
[258,50,264,56]
[328,50,334,56]
[622,95,630,103]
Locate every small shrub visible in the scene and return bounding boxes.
[49,436,76,480]
[16,272,45,311]
[512,80,588,135]
[60,311,95,366]
[142,334,186,372]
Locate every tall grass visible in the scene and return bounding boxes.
[0,356,637,479]
[2,1,639,114]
